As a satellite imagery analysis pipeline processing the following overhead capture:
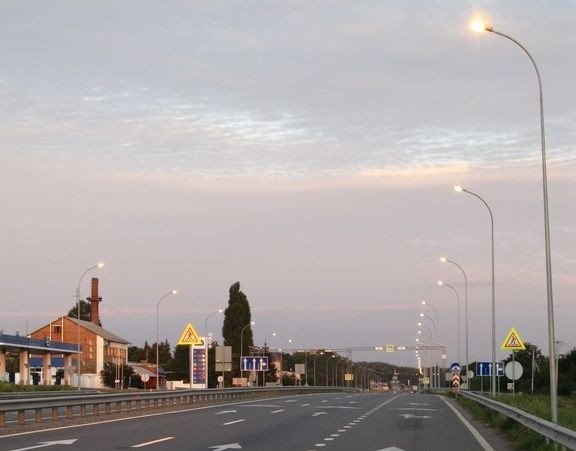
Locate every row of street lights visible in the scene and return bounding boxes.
[421,19,557,422]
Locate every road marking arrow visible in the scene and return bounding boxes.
[398,414,432,419]
[209,444,242,451]
[374,448,407,451]
[9,440,78,451]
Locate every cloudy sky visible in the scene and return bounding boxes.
[1,1,574,368]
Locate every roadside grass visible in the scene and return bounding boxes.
[0,381,73,392]
[456,393,575,451]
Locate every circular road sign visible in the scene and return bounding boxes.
[450,362,461,374]
[140,374,150,383]
[505,361,523,380]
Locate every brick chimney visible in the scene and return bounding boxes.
[88,277,102,326]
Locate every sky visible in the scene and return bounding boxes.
[0,0,574,369]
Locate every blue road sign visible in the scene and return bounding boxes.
[450,362,461,374]
[240,356,269,371]
[476,361,504,377]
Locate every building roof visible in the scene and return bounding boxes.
[67,318,130,345]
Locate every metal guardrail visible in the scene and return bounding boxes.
[459,391,576,450]
[0,386,354,428]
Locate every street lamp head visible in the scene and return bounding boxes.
[470,19,493,33]
[419,312,424,317]
[171,289,178,295]
[97,262,105,269]
[453,185,464,193]
[440,256,447,263]
[251,321,256,326]
[417,322,423,327]
[437,280,444,286]
[218,309,224,313]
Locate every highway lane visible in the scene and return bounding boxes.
[0,392,509,451]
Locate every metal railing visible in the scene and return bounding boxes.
[459,391,576,450]
[0,386,354,428]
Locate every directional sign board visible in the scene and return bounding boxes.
[501,327,526,351]
[240,356,268,371]
[476,361,504,377]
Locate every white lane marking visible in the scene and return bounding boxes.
[285,400,296,403]
[132,437,174,448]
[271,409,284,414]
[392,407,438,411]
[301,403,310,407]
[312,412,327,417]
[338,429,347,432]
[330,434,340,437]
[315,444,326,447]
[398,413,431,419]
[440,397,495,451]
[223,419,246,426]
[216,410,238,415]
[321,400,328,403]
[323,438,335,441]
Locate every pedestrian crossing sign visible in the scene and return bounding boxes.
[500,327,526,351]
[177,323,204,346]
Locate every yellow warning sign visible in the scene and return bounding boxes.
[177,323,203,346]
[500,327,526,351]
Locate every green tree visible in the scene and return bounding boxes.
[222,282,253,380]
[503,342,548,394]
[558,347,576,396]
[165,344,189,382]
[100,363,134,389]
[67,300,91,321]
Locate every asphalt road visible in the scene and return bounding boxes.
[0,392,511,451]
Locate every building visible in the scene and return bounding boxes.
[28,278,130,388]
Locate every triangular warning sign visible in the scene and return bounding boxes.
[177,323,203,346]
[500,327,526,351]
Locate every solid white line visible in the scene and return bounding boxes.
[132,437,174,448]
[440,397,495,451]
[223,419,245,426]
[270,409,284,414]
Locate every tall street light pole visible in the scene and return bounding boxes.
[454,185,496,397]
[470,18,557,423]
[156,290,178,390]
[76,262,104,390]
[437,280,461,365]
[441,257,469,389]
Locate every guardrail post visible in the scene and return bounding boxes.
[116,401,122,413]
[52,407,58,422]
[0,412,5,427]
[105,402,111,415]
[35,408,42,423]
[93,404,99,416]
[18,410,25,425]
[80,405,87,417]
[67,406,73,419]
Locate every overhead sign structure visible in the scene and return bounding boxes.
[476,361,504,377]
[241,356,268,372]
[500,327,526,351]
[178,323,204,346]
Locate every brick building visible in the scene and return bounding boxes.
[28,278,130,388]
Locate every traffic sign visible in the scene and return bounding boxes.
[240,356,269,371]
[177,323,203,346]
[505,361,523,380]
[386,344,395,353]
[476,361,504,377]
[500,327,526,351]
[450,362,461,374]
[451,373,460,392]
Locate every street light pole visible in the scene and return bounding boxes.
[156,290,178,390]
[240,321,255,383]
[441,257,469,388]
[470,18,557,423]
[76,262,104,390]
[454,185,496,397]
[204,309,223,343]
[437,280,461,365]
